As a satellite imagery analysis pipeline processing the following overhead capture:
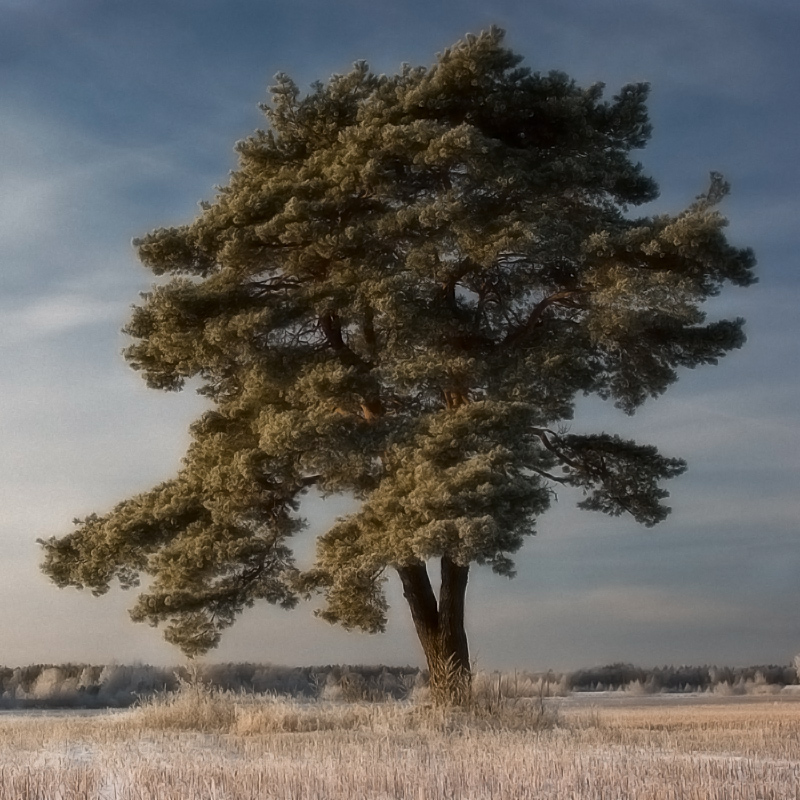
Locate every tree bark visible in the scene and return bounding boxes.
[396,555,471,705]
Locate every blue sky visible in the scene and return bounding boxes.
[1,0,798,671]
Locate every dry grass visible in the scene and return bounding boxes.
[131,677,558,734]
[0,689,797,799]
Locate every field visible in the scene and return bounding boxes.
[0,682,798,799]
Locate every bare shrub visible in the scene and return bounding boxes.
[744,671,781,695]
[472,670,568,702]
[711,680,742,696]
[133,678,237,732]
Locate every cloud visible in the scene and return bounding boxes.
[0,98,234,298]
[479,585,743,630]
[490,0,788,102]
[0,295,122,345]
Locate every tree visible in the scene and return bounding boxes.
[40,28,755,703]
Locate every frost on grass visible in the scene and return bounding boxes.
[0,698,799,800]
[132,676,559,734]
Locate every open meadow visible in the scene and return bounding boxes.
[0,680,798,799]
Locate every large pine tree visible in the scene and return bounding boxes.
[41,28,755,703]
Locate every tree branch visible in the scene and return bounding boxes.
[502,289,586,348]
[531,428,587,474]
[396,561,439,638]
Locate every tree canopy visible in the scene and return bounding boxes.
[41,28,755,695]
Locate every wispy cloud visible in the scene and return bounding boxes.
[0,295,122,345]
[478,585,743,630]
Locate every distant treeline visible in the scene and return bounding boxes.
[564,663,798,693]
[0,663,421,708]
[0,662,796,708]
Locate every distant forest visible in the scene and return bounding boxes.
[0,662,796,709]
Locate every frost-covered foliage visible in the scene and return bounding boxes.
[40,28,755,696]
[0,663,421,708]
[0,664,175,708]
[567,663,797,693]
[0,661,795,708]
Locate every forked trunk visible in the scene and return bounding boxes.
[396,555,471,705]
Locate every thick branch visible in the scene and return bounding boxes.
[443,389,469,410]
[532,428,588,475]
[528,465,570,484]
[502,289,586,348]
[319,312,346,350]
[396,561,439,643]
[438,555,470,671]
[363,306,377,352]
[251,278,302,295]
[319,311,375,376]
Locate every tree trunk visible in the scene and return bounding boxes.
[396,555,471,705]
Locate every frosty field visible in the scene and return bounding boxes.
[0,685,798,799]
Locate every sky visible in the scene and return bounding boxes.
[0,0,798,672]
